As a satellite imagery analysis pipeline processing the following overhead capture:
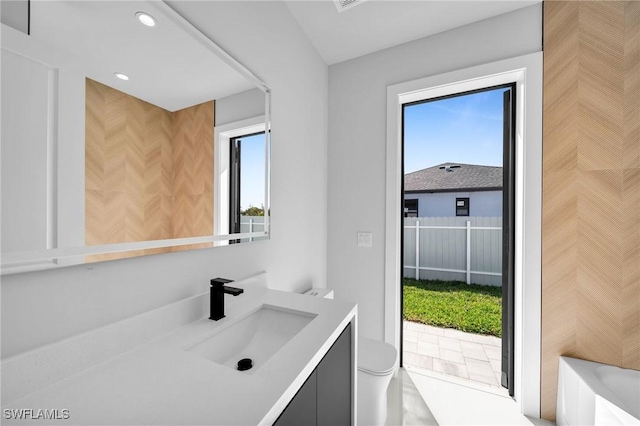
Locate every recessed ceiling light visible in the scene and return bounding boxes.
[135,12,157,27]
[114,72,129,81]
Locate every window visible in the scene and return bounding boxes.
[456,197,469,216]
[229,131,266,242]
[214,116,267,244]
[404,199,418,217]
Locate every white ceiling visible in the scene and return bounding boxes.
[29,1,255,112]
[23,0,540,107]
[285,0,540,65]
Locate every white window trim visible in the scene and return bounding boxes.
[385,52,542,417]
[214,116,267,245]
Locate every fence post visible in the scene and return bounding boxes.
[249,218,254,242]
[415,220,420,280]
[466,220,471,284]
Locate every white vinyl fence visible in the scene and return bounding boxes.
[404,216,503,286]
[239,215,267,242]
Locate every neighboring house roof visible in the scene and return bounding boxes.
[405,163,503,193]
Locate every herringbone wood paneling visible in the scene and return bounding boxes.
[622,168,640,368]
[541,171,579,417]
[576,171,624,364]
[621,0,640,371]
[624,2,640,169]
[144,107,173,197]
[542,1,640,420]
[85,79,214,262]
[172,101,214,238]
[85,81,106,192]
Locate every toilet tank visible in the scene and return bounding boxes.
[303,288,334,299]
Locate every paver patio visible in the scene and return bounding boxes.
[403,320,503,389]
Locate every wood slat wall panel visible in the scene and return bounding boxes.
[542,1,640,420]
[85,79,214,262]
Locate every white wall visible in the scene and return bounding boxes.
[215,88,266,127]
[406,191,502,217]
[1,49,51,253]
[1,1,328,359]
[0,0,28,34]
[327,5,542,341]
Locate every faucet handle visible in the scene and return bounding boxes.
[211,277,234,288]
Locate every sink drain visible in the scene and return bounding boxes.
[237,358,253,371]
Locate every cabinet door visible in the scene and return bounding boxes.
[317,323,352,426]
[274,370,317,426]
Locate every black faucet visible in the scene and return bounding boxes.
[209,278,244,321]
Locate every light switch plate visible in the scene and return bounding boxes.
[357,232,372,247]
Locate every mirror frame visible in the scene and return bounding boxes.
[0,1,271,275]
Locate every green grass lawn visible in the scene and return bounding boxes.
[403,278,502,337]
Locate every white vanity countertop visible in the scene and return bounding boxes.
[2,285,357,425]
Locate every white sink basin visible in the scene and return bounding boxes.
[186,305,317,372]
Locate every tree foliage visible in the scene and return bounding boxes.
[241,205,264,216]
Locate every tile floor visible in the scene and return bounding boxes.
[386,368,438,425]
[385,368,555,426]
[403,321,503,391]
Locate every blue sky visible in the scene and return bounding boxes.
[239,132,267,211]
[238,89,506,209]
[404,88,507,174]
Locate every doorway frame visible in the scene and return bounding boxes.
[384,52,542,417]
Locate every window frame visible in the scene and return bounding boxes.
[455,197,470,216]
[403,198,418,217]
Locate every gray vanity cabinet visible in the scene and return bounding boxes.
[274,371,318,426]
[274,323,352,426]
[317,322,352,425]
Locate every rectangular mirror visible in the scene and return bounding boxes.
[1,1,271,274]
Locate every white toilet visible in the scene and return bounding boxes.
[357,337,398,426]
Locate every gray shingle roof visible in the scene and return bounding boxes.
[405,163,502,192]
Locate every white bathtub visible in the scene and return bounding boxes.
[557,356,640,425]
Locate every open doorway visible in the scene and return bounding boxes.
[401,85,515,395]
